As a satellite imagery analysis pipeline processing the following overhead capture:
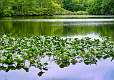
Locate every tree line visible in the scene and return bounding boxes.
[0,0,114,16]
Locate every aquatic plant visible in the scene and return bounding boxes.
[0,35,114,76]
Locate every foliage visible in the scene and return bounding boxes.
[76,11,89,15]
[0,35,114,76]
[61,0,88,12]
[0,0,114,16]
[87,0,114,15]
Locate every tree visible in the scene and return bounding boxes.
[87,0,114,15]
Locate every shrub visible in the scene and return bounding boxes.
[76,11,89,15]
[1,7,14,16]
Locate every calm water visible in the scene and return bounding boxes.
[0,15,114,80]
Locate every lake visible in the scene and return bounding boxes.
[0,15,114,80]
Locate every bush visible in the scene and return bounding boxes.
[0,7,14,16]
[36,8,54,16]
[76,11,89,15]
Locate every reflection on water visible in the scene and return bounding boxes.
[54,15,114,18]
[40,59,114,80]
[66,33,103,40]
[0,16,114,80]
[0,59,114,80]
[0,16,114,40]
[1,19,114,22]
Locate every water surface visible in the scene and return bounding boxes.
[0,15,114,80]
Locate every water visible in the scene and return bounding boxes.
[0,15,114,80]
[0,16,114,39]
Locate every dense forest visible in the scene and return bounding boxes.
[0,0,114,16]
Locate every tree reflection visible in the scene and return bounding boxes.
[0,17,114,41]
